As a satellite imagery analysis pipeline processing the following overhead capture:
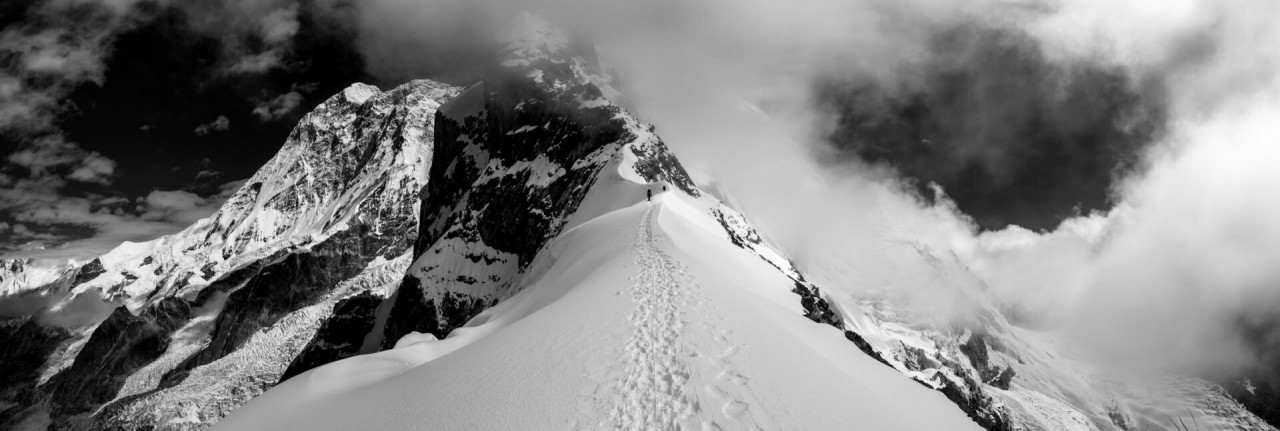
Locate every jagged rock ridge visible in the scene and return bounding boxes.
[378,12,699,348]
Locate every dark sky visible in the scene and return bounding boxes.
[62,6,365,196]
[817,24,1168,232]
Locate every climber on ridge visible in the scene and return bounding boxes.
[647,189,652,202]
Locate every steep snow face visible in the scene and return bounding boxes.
[0,259,73,298]
[0,80,460,430]
[81,80,457,312]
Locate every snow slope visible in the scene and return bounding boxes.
[221,191,980,431]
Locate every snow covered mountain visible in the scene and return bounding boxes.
[213,15,975,430]
[1,77,458,429]
[0,12,1273,431]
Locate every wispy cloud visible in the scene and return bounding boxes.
[0,179,245,262]
[252,91,304,121]
[194,115,231,136]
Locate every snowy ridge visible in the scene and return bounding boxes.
[218,13,980,431]
[225,14,1269,431]
[219,189,981,431]
[610,204,696,429]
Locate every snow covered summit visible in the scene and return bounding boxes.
[0,79,460,429]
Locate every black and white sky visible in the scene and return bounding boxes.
[3,0,1280,408]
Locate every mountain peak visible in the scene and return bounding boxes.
[492,11,605,92]
[497,11,571,57]
[339,82,380,105]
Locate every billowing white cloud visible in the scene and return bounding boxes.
[66,152,118,184]
[964,84,1280,372]
[7,136,117,185]
[259,4,300,44]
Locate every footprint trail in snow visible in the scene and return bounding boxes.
[608,203,768,431]
[610,204,695,430]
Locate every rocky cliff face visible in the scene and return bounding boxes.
[0,79,457,430]
[378,12,698,349]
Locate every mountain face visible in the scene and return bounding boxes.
[0,12,1273,431]
[0,79,458,430]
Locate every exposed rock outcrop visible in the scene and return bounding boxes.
[379,13,698,348]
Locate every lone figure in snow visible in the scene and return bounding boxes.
[646,189,652,202]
